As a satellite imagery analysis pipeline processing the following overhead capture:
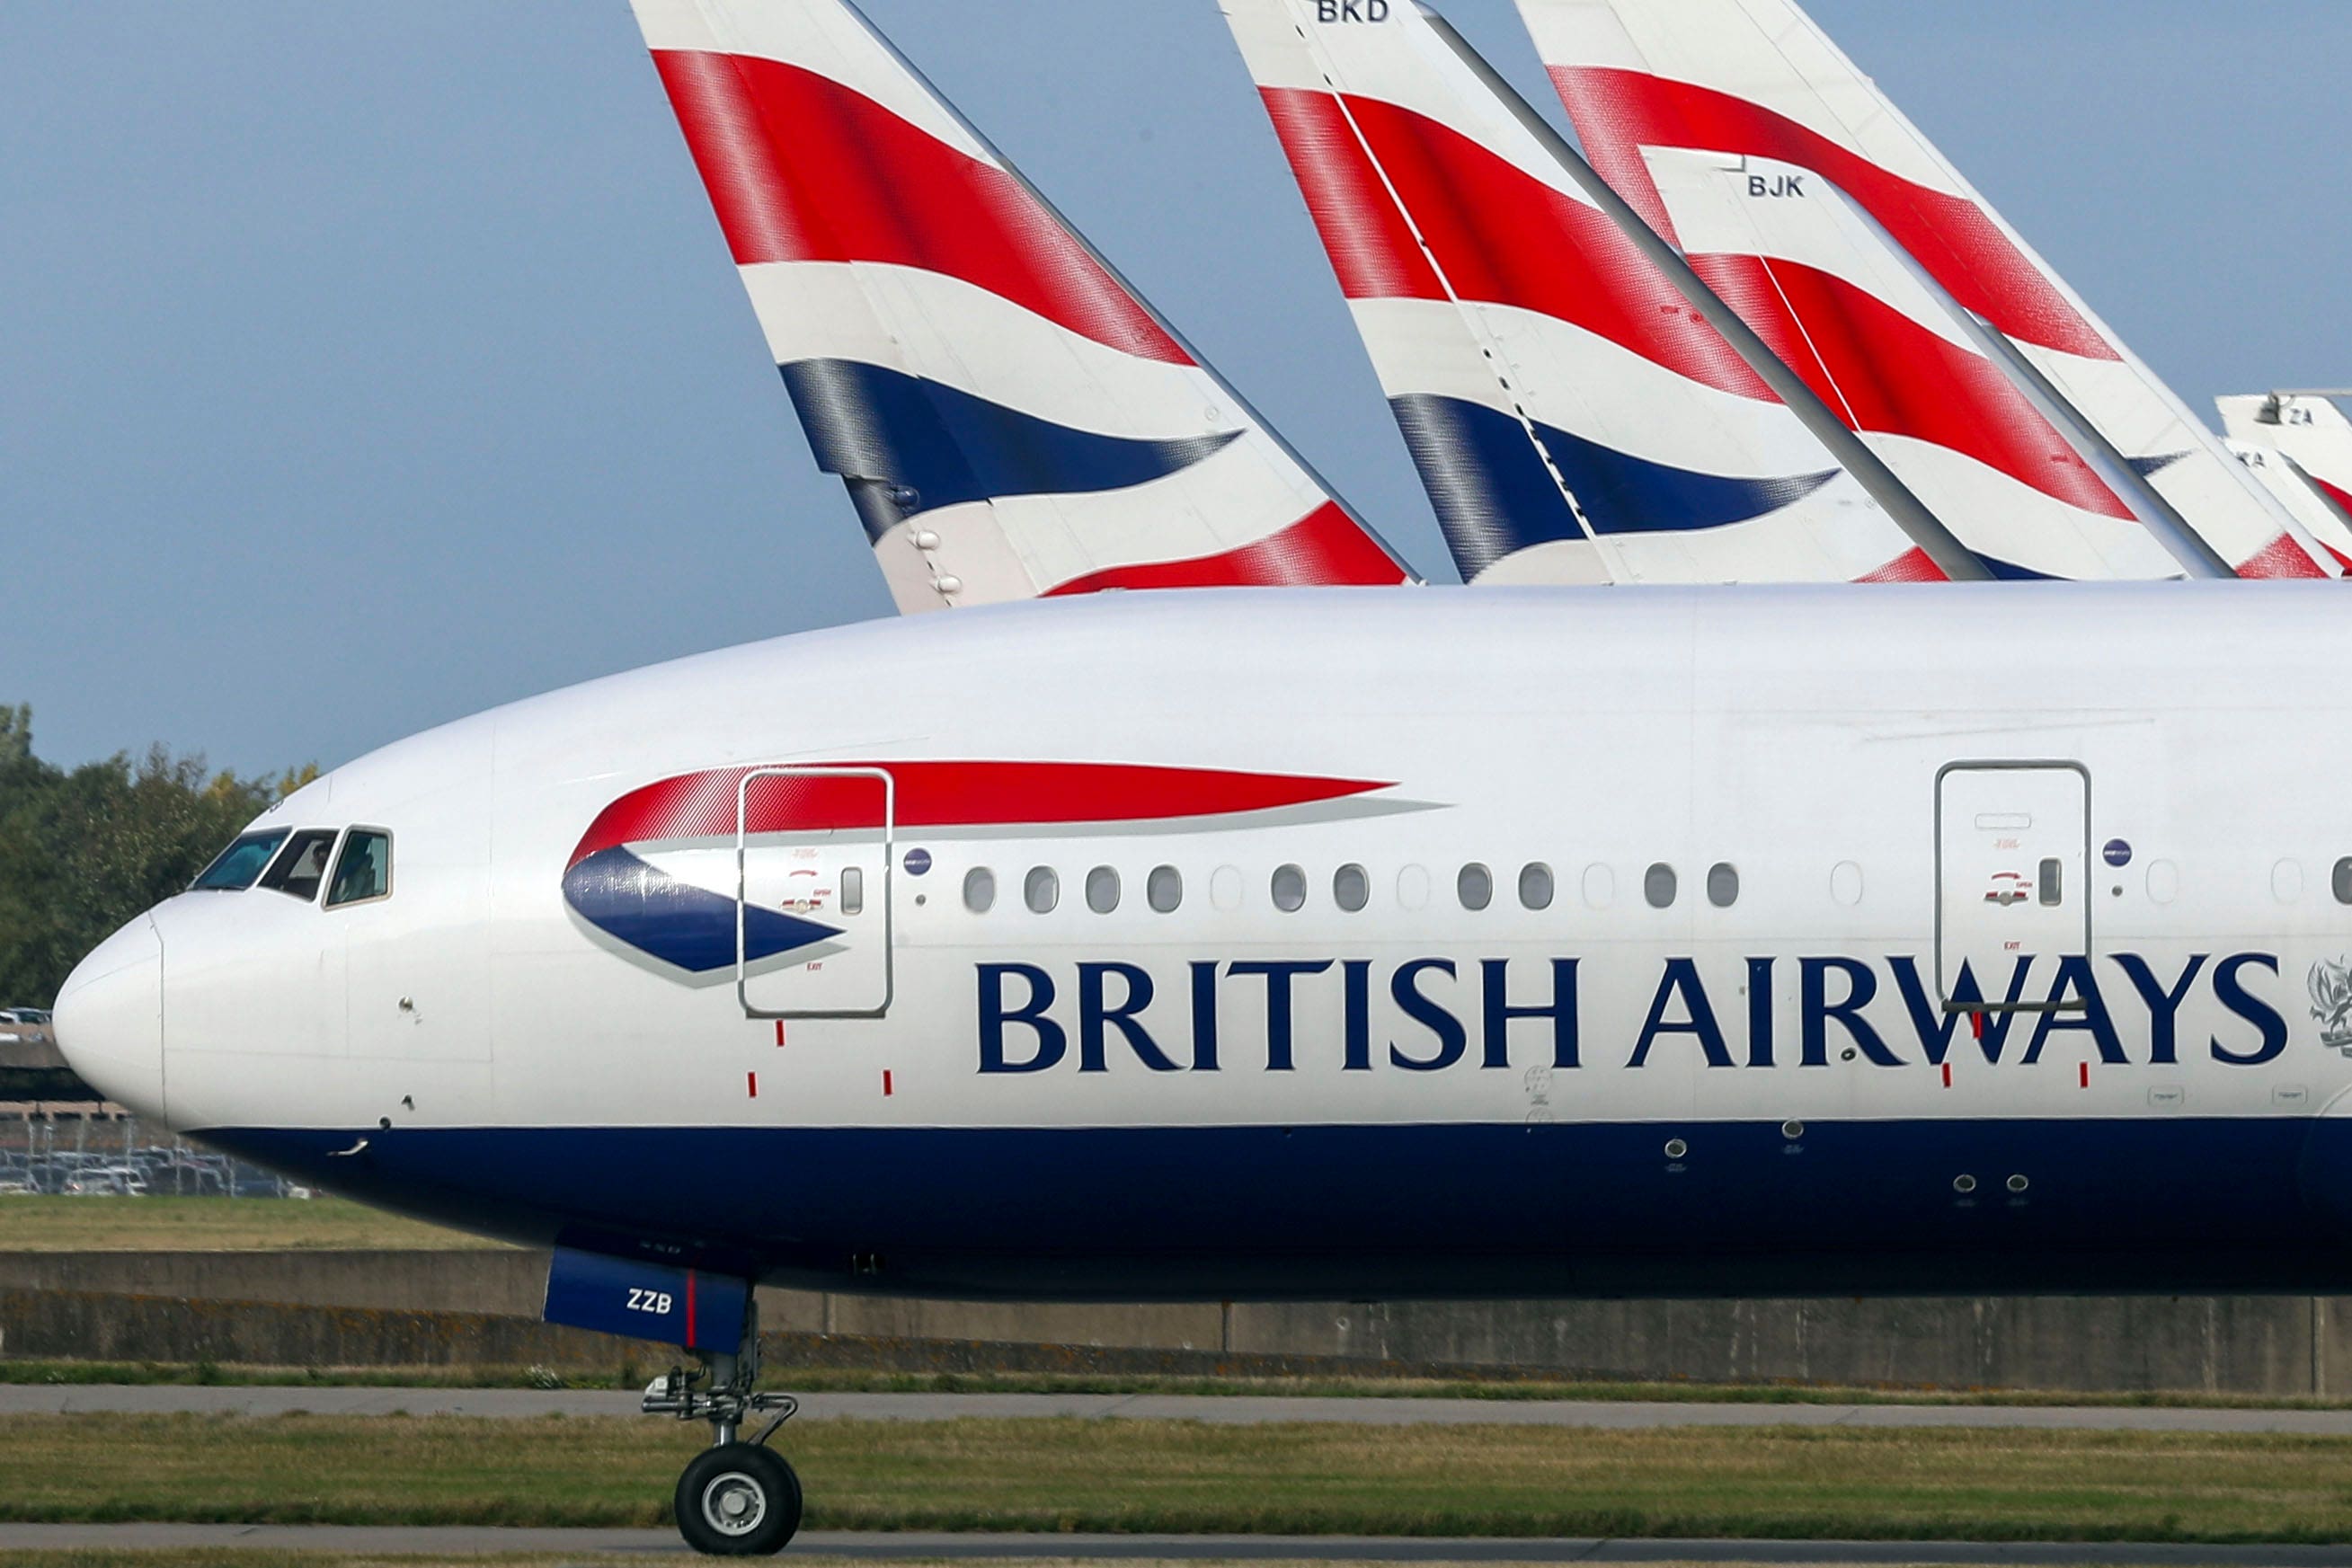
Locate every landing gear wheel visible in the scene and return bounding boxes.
[675,1443,802,1556]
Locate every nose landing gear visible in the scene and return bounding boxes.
[643,1317,803,1556]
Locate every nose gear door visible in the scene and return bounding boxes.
[1936,762,2090,1011]
[735,766,892,1019]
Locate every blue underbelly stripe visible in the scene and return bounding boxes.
[195,1118,2352,1298]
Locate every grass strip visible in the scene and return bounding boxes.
[0,1197,501,1254]
[0,1414,2349,1542]
[14,1360,2352,1413]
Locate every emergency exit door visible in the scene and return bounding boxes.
[1936,763,2090,1011]
[735,766,892,1019]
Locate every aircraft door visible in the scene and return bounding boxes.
[1936,763,2090,1010]
[736,767,893,1019]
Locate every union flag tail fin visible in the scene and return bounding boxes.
[2220,394,2352,572]
[1219,0,1938,586]
[1515,0,2338,580]
[630,0,1413,612]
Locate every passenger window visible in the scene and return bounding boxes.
[1025,867,1060,915]
[1148,865,1184,913]
[840,867,865,917]
[963,867,996,914]
[1519,863,1555,911]
[2334,858,2352,906]
[258,829,338,902]
[324,830,393,909]
[1334,864,1370,913]
[1645,863,1678,909]
[1272,864,1308,913]
[1087,866,1121,914]
[191,830,290,892]
[1708,863,1740,908]
[1459,864,1493,911]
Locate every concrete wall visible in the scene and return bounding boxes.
[5,1249,2350,1395]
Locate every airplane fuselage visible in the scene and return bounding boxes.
[57,583,2352,1299]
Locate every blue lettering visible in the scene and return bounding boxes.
[2211,953,2287,1066]
[1746,957,1776,1067]
[1801,957,1901,1066]
[1078,963,1178,1073]
[1481,958,1580,1069]
[1229,961,1332,1072]
[978,963,1065,1074]
[2111,953,2207,1067]
[1889,955,2035,1065]
[1343,959,1374,1071]
[1189,961,1220,1072]
[1390,959,1467,1071]
[2022,955,2126,1065]
[1630,958,1732,1068]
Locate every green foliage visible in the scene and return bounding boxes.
[0,707,310,1007]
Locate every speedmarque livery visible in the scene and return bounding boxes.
[46,0,2352,1558]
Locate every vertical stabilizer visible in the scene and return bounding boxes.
[2221,394,2352,571]
[1518,0,2337,580]
[632,0,1412,612]
[1219,0,1948,586]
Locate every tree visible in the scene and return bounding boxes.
[0,709,306,1007]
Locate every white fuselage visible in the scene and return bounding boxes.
[52,584,2352,1298]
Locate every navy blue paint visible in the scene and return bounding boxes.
[562,847,837,975]
[196,1118,2352,1301]
[543,1245,748,1352]
[2129,453,2189,481]
[783,359,1239,521]
[1389,394,1837,579]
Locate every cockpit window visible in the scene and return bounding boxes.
[258,829,341,903]
[325,829,393,908]
[191,830,290,891]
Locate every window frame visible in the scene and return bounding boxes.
[259,828,343,904]
[324,827,395,911]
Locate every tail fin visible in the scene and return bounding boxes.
[2222,394,2352,527]
[1518,0,2337,580]
[1218,0,1939,586]
[630,0,1412,612]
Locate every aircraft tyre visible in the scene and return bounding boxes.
[675,1442,803,1556]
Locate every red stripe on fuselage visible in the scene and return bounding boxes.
[572,764,1392,868]
[1257,88,1772,400]
[1549,66,2120,363]
[1692,254,2131,519]
[652,50,1189,365]
[1043,503,1407,595]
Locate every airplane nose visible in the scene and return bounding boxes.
[52,914,166,1122]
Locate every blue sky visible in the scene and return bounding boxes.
[6,1,2348,776]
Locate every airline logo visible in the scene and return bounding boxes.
[631,0,1408,614]
[981,951,2294,1077]
[1518,0,2332,580]
[1220,0,1937,588]
[564,761,1403,979]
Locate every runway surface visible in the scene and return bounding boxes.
[4,1526,2352,1564]
[12,1385,2352,1432]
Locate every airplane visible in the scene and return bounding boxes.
[46,0,2352,1562]
[627,0,1415,609]
[2220,394,2352,571]
[1219,0,1953,587]
[1514,0,2340,582]
[1220,0,2190,586]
